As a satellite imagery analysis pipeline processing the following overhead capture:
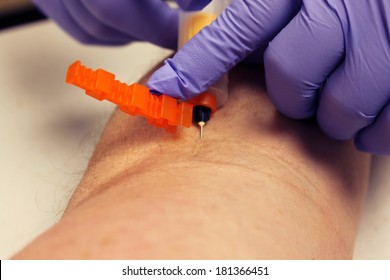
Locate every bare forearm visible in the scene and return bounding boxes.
[13,65,370,259]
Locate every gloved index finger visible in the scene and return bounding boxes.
[147,0,302,100]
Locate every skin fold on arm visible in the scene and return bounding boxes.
[12,64,371,259]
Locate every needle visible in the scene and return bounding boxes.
[198,121,205,139]
[193,106,211,140]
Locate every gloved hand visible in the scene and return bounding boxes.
[32,0,182,48]
[148,0,390,155]
[263,0,390,155]
[148,0,301,95]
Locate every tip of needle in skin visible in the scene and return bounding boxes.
[198,121,205,139]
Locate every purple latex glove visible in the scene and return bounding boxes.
[175,0,212,11]
[31,0,180,48]
[264,0,390,155]
[149,0,390,155]
[148,0,302,96]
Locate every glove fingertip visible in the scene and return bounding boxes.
[354,135,370,153]
[265,47,317,120]
[147,63,187,100]
[354,115,390,156]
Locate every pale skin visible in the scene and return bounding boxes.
[12,64,371,259]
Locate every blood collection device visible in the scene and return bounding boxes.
[179,1,231,137]
[65,2,232,136]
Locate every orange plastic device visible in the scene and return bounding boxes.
[188,93,217,113]
[66,60,193,133]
